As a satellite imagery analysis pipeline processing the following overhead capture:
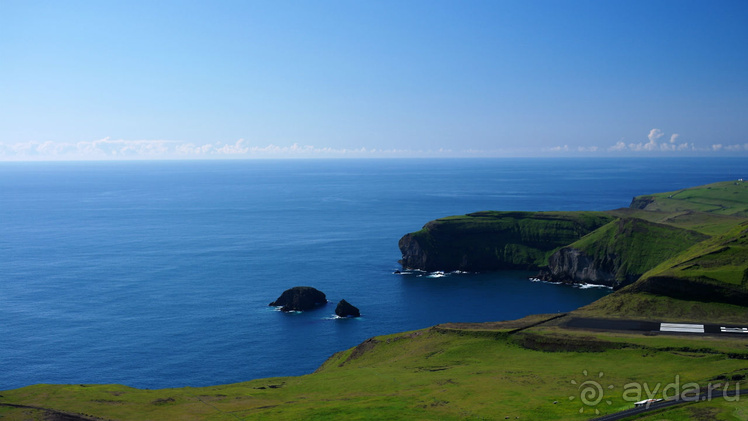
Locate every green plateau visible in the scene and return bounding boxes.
[3,180,748,420]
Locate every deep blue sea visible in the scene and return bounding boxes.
[1,158,746,390]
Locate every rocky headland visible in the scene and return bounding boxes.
[398,211,613,273]
[399,180,748,295]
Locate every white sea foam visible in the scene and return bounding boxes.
[528,278,612,289]
[325,314,363,320]
[576,283,613,289]
[528,277,559,285]
[394,269,426,275]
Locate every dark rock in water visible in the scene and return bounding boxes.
[335,299,360,318]
[270,286,327,312]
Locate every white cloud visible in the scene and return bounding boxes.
[648,128,665,143]
[1,133,746,161]
[724,144,747,151]
[644,138,658,151]
[0,138,474,160]
[215,138,250,154]
[608,141,627,151]
[606,129,694,153]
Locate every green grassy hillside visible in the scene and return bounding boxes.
[544,217,710,288]
[576,220,748,321]
[571,218,708,276]
[573,181,748,320]
[630,180,748,217]
[641,221,748,286]
[3,316,747,420]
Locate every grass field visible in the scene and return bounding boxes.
[632,181,748,217]
[2,315,748,420]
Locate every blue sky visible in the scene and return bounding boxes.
[1,0,747,160]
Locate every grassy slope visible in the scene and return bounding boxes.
[606,207,744,236]
[575,182,748,322]
[401,211,614,271]
[641,221,748,287]
[2,318,748,420]
[631,180,748,217]
[574,223,748,322]
[564,217,709,284]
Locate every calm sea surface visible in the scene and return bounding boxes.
[1,158,745,389]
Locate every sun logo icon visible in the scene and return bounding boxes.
[569,370,614,414]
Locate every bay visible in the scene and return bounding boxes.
[0,157,745,389]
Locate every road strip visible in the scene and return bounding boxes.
[659,323,704,333]
[564,318,748,336]
[721,327,748,333]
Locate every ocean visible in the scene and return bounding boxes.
[1,157,745,390]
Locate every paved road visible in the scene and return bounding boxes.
[589,387,746,421]
[565,317,748,336]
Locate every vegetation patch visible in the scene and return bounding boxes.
[512,331,626,352]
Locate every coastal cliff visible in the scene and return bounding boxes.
[399,180,747,290]
[398,211,614,272]
[536,247,618,287]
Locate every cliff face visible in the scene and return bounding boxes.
[400,210,709,288]
[398,232,432,271]
[398,211,614,272]
[536,248,620,288]
[629,196,655,210]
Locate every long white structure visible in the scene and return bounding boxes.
[659,323,705,333]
